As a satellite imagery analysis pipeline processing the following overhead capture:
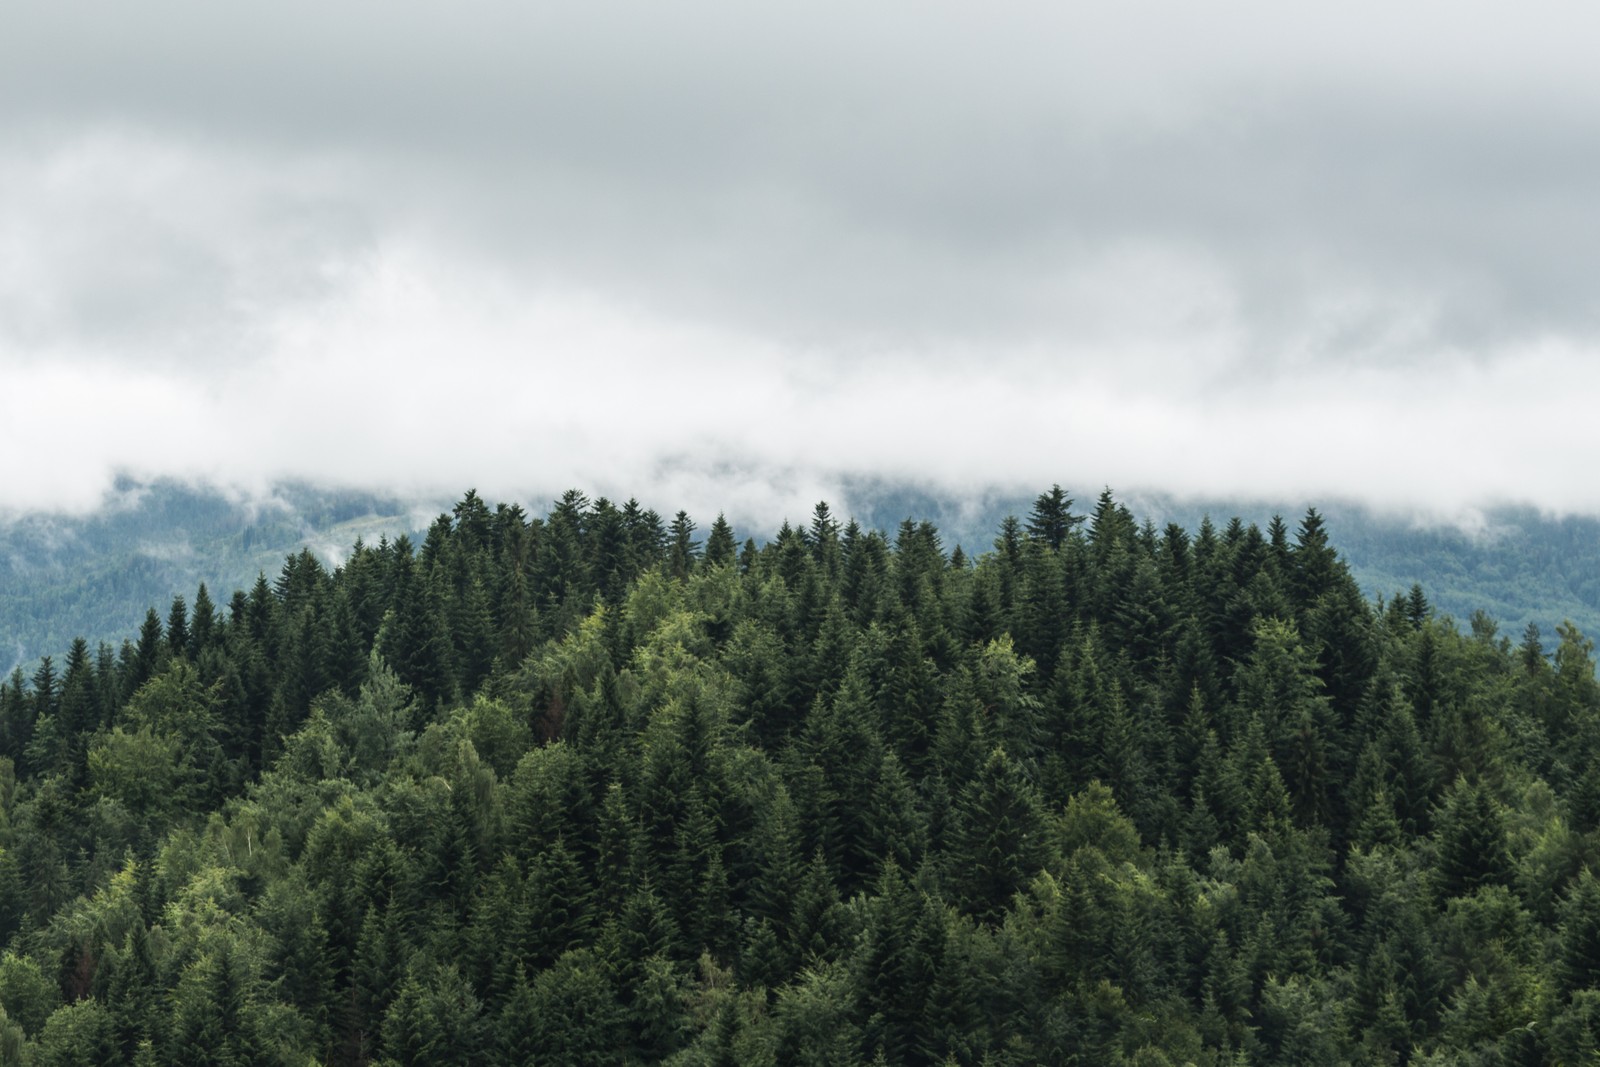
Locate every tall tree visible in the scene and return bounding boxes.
[1025,484,1080,551]
[668,510,700,580]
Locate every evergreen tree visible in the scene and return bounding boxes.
[33,999,122,1067]
[165,596,189,660]
[858,862,946,1066]
[126,609,166,698]
[704,513,737,568]
[381,962,489,1067]
[1025,483,1079,551]
[946,746,1045,924]
[669,510,700,580]
[1559,867,1600,994]
[189,582,216,658]
[1434,778,1513,899]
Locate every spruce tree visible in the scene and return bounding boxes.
[1025,484,1080,551]
[947,746,1045,924]
[668,510,699,580]
[704,513,737,568]
[189,583,216,658]
[1434,778,1513,899]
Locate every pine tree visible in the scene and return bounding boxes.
[189,583,216,658]
[125,609,165,699]
[809,501,842,580]
[1434,778,1513,899]
[669,510,700,580]
[1025,484,1080,551]
[56,638,100,766]
[947,746,1045,924]
[704,513,737,568]
[379,545,452,710]
[381,962,489,1067]
[787,848,844,966]
[622,498,668,576]
[29,656,56,735]
[859,862,946,1065]
[161,596,188,661]
[1560,867,1600,994]
[33,999,122,1067]
[165,938,262,1067]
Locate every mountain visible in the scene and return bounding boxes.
[0,479,432,673]
[0,484,1598,1062]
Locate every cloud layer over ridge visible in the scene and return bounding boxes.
[5,1,1600,526]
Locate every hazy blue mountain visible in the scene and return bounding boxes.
[0,479,433,673]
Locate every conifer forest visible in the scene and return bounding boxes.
[4,485,1600,1065]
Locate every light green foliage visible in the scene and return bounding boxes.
[0,952,58,1037]
[33,999,120,1067]
[88,728,188,816]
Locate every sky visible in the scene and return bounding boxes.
[4,1,1600,528]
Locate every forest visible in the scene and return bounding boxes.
[0,485,1598,1064]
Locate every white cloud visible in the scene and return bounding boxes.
[4,4,1600,525]
[6,199,1599,528]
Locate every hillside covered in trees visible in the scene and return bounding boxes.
[0,481,422,674]
[1,486,1599,1064]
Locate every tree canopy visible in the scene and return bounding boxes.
[0,487,1595,1064]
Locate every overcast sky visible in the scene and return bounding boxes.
[4,1,1600,527]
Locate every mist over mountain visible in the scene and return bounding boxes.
[0,480,431,673]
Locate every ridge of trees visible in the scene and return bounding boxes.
[0,485,1596,1064]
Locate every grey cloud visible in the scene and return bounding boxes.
[10,1,1600,352]
[5,1,1600,520]
[0,133,374,363]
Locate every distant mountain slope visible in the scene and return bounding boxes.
[6,479,1600,674]
[1131,499,1600,646]
[0,480,431,672]
[1327,506,1600,644]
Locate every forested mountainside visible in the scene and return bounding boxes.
[0,482,425,673]
[3,487,1600,1063]
[1328,505,1600,653]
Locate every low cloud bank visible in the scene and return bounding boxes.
[3,224,1592,532]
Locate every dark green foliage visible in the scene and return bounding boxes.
[1025,484,1080,551]
[1559,867,1600,994]
[946,746,1045,923]
[704,513,737,568]
[1,485,1599,1064]
[126,609,165,700]
[380,961,489,1066]
[668,510,700,580]
[1434,778,1513,900]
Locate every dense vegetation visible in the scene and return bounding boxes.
[0,481,417,673]
[11,481,1600,681]
[1,486,1599,1064]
